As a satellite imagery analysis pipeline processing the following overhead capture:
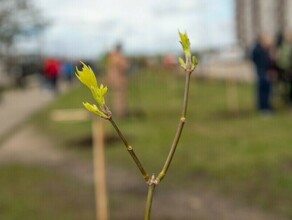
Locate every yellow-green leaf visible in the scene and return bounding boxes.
[75,62,98,89]
[91,85,108,107]
[83,102,107,118]
[178,57,186,69]
[179,31,191,56]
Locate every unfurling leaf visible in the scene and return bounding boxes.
[83,102,108,118]
[178,31,198,73]
[178,57,186,69]
[91,84,108,107]
[179,31,191,56]
[75,62,98,89]
[76,62,110,119]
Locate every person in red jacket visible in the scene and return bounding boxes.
[43,58,61,93]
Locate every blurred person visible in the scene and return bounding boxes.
[276,32,292,105]
[274,32,286,101]
[43,58,61,94]
[276,32,284,49]
[11,64,26,89]
[61,59,75,82]
[107,43,129,118]
[163,54,178,68]
[251,34,275,113]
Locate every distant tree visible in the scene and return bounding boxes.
[0,0,47,74]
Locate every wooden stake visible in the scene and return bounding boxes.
[51,109,109,220]
[92,118,109,220]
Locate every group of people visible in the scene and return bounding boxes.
[41,45,130,117]
[42,58,75,93]
[251,32,292,113]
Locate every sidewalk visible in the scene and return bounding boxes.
[0,84,54,140]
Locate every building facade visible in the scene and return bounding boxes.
[236,0,292,49]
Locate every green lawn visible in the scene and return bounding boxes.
[0,164,95,220]
[32,67,292,218]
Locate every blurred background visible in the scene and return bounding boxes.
[0,0,291,219]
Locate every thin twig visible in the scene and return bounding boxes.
[109,118,150,182]
[182,71,191,117]
[156,72,191,182]
[144,175,156,220]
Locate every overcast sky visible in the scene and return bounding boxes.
[29,0,235,58]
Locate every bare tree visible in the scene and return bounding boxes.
[0,0,47,74]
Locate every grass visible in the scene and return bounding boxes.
[31,67,292,218]
[0,164,95,220]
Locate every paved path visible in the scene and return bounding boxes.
[0,73,75,140]
[0,83,55,140]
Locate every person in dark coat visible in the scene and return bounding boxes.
[251,35,274,113]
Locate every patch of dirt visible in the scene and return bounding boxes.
[0,126,63,164]
[0,125,287,220]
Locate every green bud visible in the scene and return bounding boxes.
[192,55,198,68]
[179,31,191,56]
[178,57,186,69]
[178,31,199,73]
